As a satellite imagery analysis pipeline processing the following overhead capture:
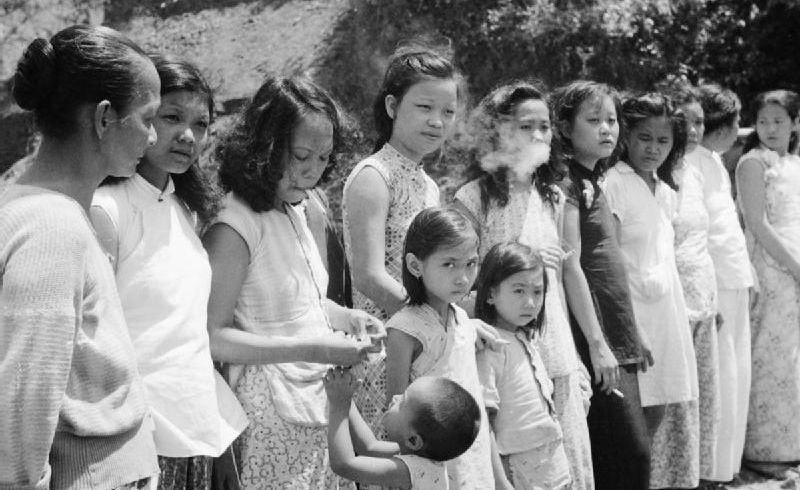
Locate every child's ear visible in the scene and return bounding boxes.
[385,95,398,120]
[405,431,424,452]
[405,253,422,278]
[487,287,497,305]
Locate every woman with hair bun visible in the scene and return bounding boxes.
[1,25,161,489]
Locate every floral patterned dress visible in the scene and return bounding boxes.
[673,159,720,482]
[455,180,594,490]
[740,148,800,462]
[342,144,440,463]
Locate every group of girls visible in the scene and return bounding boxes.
[2,22,800,490]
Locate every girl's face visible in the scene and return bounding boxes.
[626,115,674,176]
[138,90,211,186]
[102,57,160,178]
[756,103,795,155]
[386,78,458,162]
[682,102,705,153]
[489,268,545,331]
[568,95,619,167]
[276,112,334,205]
[511,98,552,146]
[408,236,479,308]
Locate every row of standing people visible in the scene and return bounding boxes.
[2,23,800,490]
[340,48,800,490]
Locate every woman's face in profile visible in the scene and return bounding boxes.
[275,112,333,205]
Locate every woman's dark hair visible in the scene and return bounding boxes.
[373,44,460,152]
[215,76,347,212]
[698,83,741,135]
[461,79,560,213]
[12,24,150,139]
[402,206,479,306]
[742,89,800,154]
[152,55,223,223]
[619,92,687,191]
[548,80,623,180]
[474,241,548,334]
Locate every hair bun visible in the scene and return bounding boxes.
[12,38,57,111]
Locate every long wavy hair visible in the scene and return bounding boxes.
[619,92,687,191]
[460,79,560,214]
[548,80,623,180]
[215,76,347,212]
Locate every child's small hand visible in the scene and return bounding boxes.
[324,366,362,407]
[474,321,509,352]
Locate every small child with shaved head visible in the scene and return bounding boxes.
[324,368,481,489]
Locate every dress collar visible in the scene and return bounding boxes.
[132,172,175,203]
[381,143,423,172]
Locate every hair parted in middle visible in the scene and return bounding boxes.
[619,92,688,191]
[402,206,479,306]
[215,75,348,212]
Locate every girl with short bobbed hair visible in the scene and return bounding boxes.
[1,24,161,489]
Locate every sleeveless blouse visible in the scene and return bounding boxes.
[343,144,439,320]
[455,180,580,377]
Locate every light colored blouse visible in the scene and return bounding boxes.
[386,304,494,490]
[93,175,247,457]
[396,454,449,490]
[604,163,698,406]
[673,160,717,322]
[213,192,333,425]
[684,145,752,289]
[343,143,439,320]
[478,327,562,455]
[455,180,580,378]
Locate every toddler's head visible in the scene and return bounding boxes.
[382,377,481,461]
[475,241,547,334]
[402,206,480,308]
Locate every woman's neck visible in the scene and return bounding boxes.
[137,160,170,191]
[631,165,657,193]
[574,154,598,172]
[17,138,104,212]
[387,137,424,165]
